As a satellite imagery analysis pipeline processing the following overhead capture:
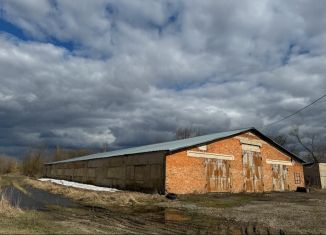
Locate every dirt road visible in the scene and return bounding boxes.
[1,183,264,234]
[0,175,325,234]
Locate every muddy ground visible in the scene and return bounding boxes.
[0,175,325,234]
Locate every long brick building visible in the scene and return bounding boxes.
[44,128,305,194]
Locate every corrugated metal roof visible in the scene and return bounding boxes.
[46,127,251,165]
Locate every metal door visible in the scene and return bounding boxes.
[242,150,264,192]
[205,159,231,192]
[272,164,288,191]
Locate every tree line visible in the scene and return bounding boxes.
[0,146,94,177]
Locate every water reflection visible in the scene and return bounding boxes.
[1,186,284,234]
[164,209,191,221]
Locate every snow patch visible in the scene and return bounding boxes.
[38,178,120,192]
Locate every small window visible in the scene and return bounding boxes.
[294,173,301,184]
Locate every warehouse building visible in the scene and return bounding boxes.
[44,128,305,194]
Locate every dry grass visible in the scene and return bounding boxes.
[0,188,23,217]
[25,178,166,208]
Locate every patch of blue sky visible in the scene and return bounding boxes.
[105,3,116,15]
[171,79,211,92]
[282,42,310,65]
[282,43,295,65]
[298,48,310,55]
[49,37,75,51]
[148,10,181,35]
[0,18,28,40]
[0,18,75,52]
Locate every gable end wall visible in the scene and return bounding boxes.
[165,131,304,194]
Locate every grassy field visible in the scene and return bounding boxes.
[0,174,326,234]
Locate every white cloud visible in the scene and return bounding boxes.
[0,0,326,157]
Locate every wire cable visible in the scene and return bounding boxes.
[264,94,326,128]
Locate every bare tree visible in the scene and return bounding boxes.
[268,132,299,155]
[290,127,324,164]
[175,127,201,140]
[22,145,49,177]
[22,152,44,176]
[101,143,109,152]
[53,146,93,161]
[54,145,62,161]
[270,134,288,146]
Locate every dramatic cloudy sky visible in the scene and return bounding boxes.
[0,0,325,157]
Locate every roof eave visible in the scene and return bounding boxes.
[45,150,169,165]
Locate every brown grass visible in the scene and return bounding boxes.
[25,178,166,208]
[0,188,23,217]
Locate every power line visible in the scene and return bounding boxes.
[263,93,326,128]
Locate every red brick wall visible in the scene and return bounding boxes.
[165,131,304,194]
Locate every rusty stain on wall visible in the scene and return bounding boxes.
[242,150,263,192]
[165,131,304,194]
[272,164,288,191]
[205,159,231,192]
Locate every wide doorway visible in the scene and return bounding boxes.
[272,164,288,191]
[205,159,231,192]
[242,150,264,192]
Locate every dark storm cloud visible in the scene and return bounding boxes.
[0,0,326,157]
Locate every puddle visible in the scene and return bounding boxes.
[159,209,285,235]
[114,206,281,235]
[1,186,77,210]
[0,185,285,234]
[164,209,191,222]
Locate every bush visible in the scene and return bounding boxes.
[22,151,45,177]
[0,156,20,175]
